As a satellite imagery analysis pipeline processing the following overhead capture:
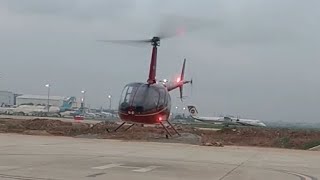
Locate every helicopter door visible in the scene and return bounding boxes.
[158,88,166,110]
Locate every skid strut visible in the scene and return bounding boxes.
[160,122,172,137]
[124,124,135,131]
[166,120,181,136]
[113,122,126,132]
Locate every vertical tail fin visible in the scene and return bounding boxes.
[187,105,198,116]
[167,58,192,93]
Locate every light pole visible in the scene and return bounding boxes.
[108,95,112,111]
[81,90,86,115]
[45,84,50,113]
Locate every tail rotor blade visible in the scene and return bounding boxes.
[190,78,193,97]
[179,86,183,101]
[181,58,186,82]
[179,58,187,101]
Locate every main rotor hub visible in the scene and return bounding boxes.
[151,37,160,47]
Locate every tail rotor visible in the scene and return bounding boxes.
[178,58,193,101]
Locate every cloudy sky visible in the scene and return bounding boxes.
[0,0,319,122]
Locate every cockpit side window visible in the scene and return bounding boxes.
[123,86,133,103]
[119,85,138,111]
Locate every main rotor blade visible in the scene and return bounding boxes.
[156,15,220,39]
[157,16,187,39]
[97,39,152,44]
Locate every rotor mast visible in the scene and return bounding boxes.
[147,37,160,84]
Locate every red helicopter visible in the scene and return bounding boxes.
[100,36,192,136]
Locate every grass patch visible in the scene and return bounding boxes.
[303,140,320,150]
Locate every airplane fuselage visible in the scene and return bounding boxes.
[191,115,266,127]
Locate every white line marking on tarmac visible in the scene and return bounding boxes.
[132,166,161,173]
[92,164,161,173]
[120,165,140,169]
[0,166,19,170]
[92,163,122,170]
[286,172,314,180]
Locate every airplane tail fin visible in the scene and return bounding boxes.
[187,105,198,116]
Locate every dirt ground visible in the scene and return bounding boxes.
[1,118,320,150]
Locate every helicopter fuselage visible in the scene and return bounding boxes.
[118,82,171,124]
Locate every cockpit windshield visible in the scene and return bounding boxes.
[132,85,160,112]
[119,83,166,113]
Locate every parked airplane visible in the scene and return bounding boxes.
[187,105,266,127]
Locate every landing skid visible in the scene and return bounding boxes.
[110,120,181,139]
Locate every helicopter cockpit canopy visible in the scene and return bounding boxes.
[119,83,168,114]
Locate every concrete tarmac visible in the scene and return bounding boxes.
[0,133,319,180]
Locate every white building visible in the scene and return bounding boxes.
[16,95,76,109]
[0,91,14,106]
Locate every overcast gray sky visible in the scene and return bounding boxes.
[0,0,319,122]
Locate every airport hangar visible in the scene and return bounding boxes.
[0,91,77,108]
